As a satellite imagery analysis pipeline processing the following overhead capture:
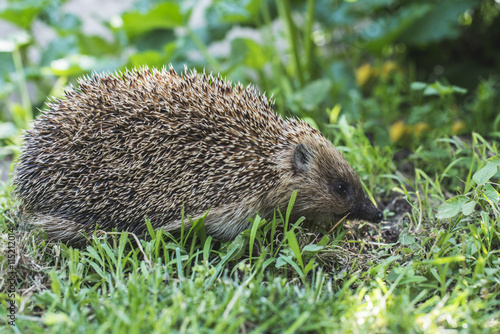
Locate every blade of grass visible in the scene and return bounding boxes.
[249,214,262,266]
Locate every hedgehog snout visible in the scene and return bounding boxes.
[348,196,382,223]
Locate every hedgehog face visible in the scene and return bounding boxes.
[288,141,382,225]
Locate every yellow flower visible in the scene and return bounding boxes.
[451,120,466,134]
[413,122,430,137]
[356,63,376,86]
[381,61,398,79]
[389,120,411,143]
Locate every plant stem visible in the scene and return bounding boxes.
[260,1,293,115]
[304,0,315,78]
[12,47,33,126]
[187,28,220,73]
[277,0,304,87]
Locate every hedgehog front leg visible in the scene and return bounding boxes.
[201,204,259,241]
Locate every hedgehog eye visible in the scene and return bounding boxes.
[331,182,348,196]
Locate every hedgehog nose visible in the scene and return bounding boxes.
[348,197,382,223]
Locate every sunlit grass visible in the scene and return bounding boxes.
[1,126,499,333]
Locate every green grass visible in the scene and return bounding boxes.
[1,0,500,332]
[1,125,499,333]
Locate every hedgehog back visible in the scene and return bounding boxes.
[14,67,304,234]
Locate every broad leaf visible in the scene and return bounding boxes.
[400,0,476,45]
[483,183,500,204]
[0,122,17,139]
[486,155,500,167]
[302,244,324,253]
[121,2,185,37]
[473,163,498,185]
[436,196,468,219]
[461,200,476,216]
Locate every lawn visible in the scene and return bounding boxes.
[1,0,500,333]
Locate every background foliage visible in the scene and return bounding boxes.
[1,0,499,332]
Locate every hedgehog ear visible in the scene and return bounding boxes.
[293,143,312,172]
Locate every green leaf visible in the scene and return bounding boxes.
[303,117,319,130]
[277,255,304,278]
[473,163,498,185]
[212,0,263,23]
[129,50,166,68]
[203,236,213,264]
[49,12,81,33]
[293,79,332,112]
[474,256,486,278]
[40,35,79,66]
[423,85,440,96]
[303,258,317,276]
[400,0,476,45]
[275,255,288,268]
[77,35,120,57]
[0,0,51,29]
[44,312,73,326]
[483,183,500,204]
[302,244,324,253]
[224,234,247,263]
[410,81,427,90]
[230,38,270,69]
[0,122,17,139]
[387,268,428,286]
[248,214,262,266]
[436,196,468,219]
[285,230,303,269]
[420,255,466,265]
[0,52,15,84]
[486,155,500,167]
[121,2,185,37]
[10,103,29,128]
[45,54,97,76]
[399,233,415,246]
[191,214,208,244]
[423,81,467,96]
[461,200,476,216]
[398,276,427,285]
[451,85,468,94]
[285,190,297,230]
[363,3,432,51]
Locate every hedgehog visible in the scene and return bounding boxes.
[13,65,382,243]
